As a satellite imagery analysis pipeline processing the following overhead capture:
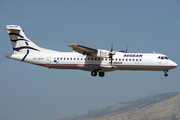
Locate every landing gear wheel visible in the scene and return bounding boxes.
[99,72,105,77]
[91,71,97,77]
[164,73,168,77]
[163,70,168,77]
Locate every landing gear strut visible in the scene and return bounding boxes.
[163,70,168,77]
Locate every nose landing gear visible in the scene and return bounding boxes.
[164,73,168,77]
[163,70,168,77]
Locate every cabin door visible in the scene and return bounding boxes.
[46,57,51,65]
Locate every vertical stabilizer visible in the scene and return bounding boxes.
[5,25,41,54]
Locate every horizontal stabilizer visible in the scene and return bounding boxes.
[4,25,22,31]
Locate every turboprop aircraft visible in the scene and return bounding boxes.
[5,25,177,77]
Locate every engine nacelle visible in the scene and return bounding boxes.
[91,49,115,58]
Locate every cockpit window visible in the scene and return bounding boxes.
[158,56,169,60]
[164,56,169,59]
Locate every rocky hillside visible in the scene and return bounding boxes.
[59,92,180,120]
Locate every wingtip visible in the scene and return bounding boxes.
[67,44,76,47]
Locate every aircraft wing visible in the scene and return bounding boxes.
[68,44,98,55]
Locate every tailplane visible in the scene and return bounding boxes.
[5,25,42,54]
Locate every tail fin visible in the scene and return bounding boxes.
[5,25,42,54]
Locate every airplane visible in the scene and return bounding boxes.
[5,25,177,77]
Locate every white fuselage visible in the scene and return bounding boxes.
[8,50,177,72]
[5,25,177,77]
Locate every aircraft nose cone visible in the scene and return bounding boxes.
[172,61,177,68]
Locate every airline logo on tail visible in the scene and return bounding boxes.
[6,25,40,53]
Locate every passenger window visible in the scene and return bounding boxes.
[126,59,128,61]
[57,57,59,60]
[84,58,86,60]
[129,59,131,61]
[81,58,83,60]
[67,58,69,60]
[60,58,62,60]
[161,57,164,59]
[140,59,142,61]
[74,58,76,60]
[132,59,134,61]
[116,59,117,61]
[70,58,72,60]
[119,59,121,61]
[91,58,93,60]
[95,58,97,61]
[77,58,79,60]
[64,58,66,60]
[88,58,90,60]
[122,59,124,61]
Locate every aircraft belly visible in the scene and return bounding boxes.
[47,63,116,72]
[48,64,78,69]
[116,65,174,71]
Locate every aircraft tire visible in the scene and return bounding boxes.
[164,73,168,77]
[99,72,105,77]
[91,71,97,77]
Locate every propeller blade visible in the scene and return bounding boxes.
[110,55,113,65]
[109,42,114,66]
[125,44,128,53]
[111,42,113,52]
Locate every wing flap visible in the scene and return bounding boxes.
[68,44,97,55]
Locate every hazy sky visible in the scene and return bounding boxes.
[1,1,180,120]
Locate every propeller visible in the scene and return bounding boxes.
[118,44,128,53]
[109,42,115,65]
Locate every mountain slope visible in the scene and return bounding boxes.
[59,92,180,120]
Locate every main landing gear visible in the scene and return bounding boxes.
[163,70,168,77]
[91,71,105,77]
